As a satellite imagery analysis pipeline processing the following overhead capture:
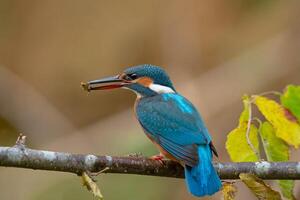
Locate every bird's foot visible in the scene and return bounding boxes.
[150,154,165,165]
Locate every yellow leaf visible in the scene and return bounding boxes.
[82,172,104,200]
[226,97,259,162]
[239,95,251,126]
[254,96,300,148]
[222,182,237,200]
[226,124,259,162]
[240,173,282,200]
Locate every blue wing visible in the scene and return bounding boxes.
[136,93,212,167]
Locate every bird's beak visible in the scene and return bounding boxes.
[81,75,129,92]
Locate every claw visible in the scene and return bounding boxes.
[150,154,165,165]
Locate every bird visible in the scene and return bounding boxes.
[81,64,222,197]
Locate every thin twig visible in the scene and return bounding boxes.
[245,101,260,159]
[257,91,282,97]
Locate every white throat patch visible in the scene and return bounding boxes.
[149,83,175,94]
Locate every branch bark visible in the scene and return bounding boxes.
[0,146,300,179]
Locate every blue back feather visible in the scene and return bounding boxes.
[136,93,211,145]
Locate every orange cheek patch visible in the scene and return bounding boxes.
[137,77,153,87]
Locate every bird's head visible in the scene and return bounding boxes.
[82,64,176,97]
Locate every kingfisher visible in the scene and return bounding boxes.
[81,64,222,197]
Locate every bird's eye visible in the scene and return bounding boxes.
[121,73,138,81]
[128,73,138,80]
[124,73,137,80]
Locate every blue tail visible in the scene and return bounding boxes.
[184,144,222,197]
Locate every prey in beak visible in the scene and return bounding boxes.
[81,75,131,92]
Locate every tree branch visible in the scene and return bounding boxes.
[0,145,300,179]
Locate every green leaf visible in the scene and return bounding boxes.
[82,172,103,200]
[254,96,300,148]
[222,182,237,200]
[226,98,260,162]
[239,173,282,200]
[259,122,295,199]
[279,180,296,200]
[260,122,289,161]
[281,85,300,122]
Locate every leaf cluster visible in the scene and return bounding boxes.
[225,85,300,200]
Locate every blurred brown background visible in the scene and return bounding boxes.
[0,0,299,199]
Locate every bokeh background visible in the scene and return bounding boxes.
[0,0,300,199]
